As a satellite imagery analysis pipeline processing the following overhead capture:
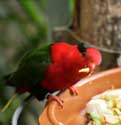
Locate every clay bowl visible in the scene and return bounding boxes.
[39,67,121,125]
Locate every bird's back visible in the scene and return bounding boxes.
[6,43,52,91]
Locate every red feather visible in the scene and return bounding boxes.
[85,48,102,65]
[41,42,95,91]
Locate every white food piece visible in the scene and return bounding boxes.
[85,89,121,124]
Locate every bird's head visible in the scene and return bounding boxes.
[79,48,102,74]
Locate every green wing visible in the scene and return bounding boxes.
[11,43,52,88]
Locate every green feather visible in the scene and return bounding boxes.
[10,43,52,88]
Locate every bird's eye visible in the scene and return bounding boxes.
[77,43,87,53]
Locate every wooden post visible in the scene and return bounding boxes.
[72,0,121,70]
[72,0,121,54]
[53,0,121,70]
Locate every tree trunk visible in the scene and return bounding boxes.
[72,0,121,54]
[53,0,121,70]
[71,0,121,70]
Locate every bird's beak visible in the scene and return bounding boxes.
[78,67,90,73]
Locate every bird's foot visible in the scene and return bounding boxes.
[69,86,79,95]
[47,94,64,108]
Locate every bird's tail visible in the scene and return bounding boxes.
[0,73,16,112]
[3,73,15,87]
[1,93,17,112]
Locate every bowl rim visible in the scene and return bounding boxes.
[75,67,121,87]
[39,67,121,125]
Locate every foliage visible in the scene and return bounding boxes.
[0,0,74,125]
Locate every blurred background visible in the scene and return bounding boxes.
[1,0,121,125]
[0,0,74,125]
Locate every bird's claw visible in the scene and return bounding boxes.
[47,94,64,108]
[69,86,79,95]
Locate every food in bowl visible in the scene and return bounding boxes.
[83,89,121,125]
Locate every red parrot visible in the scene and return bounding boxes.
[3,42,102,110]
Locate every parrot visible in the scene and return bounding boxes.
[2,41,102,111]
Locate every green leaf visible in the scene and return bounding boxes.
[90,113,102,125]
[18,0,44,26]
[111,123,121,125]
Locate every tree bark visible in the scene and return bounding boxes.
[53,0,121,70]
[72,0,121,54]
[71,0,121,70]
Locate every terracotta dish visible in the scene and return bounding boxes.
[39,67,121,125]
